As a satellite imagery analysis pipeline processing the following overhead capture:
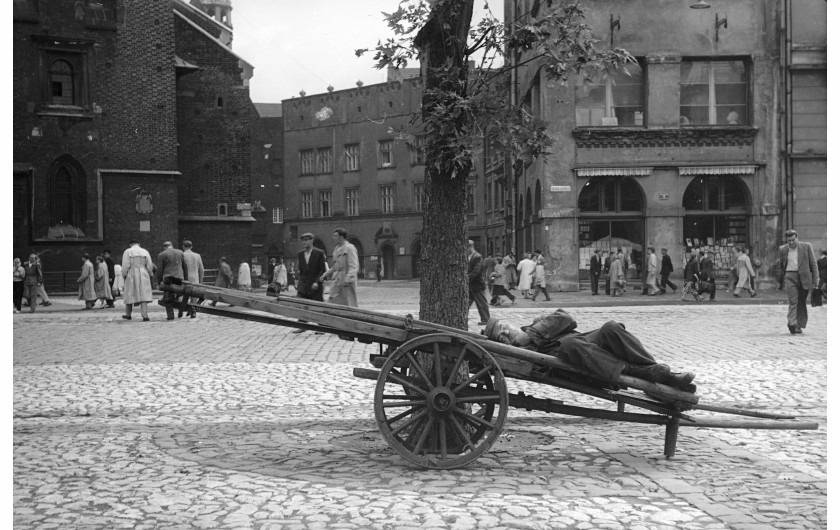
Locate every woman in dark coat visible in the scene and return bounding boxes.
[681,251,703,301]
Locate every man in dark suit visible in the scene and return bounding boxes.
[467,239,491,326]
[103,250,116,307]
[156,241,188,321]
[292,232,328,334]
[296,233,327,301]
[589,250,601,295]
[697,249,715,301]
[778,229,820,334]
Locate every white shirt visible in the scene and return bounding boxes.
[786,246,799,271]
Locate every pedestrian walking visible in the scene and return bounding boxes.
[817,249,827,302]
[490,256,516,306]
[13,258,26,313]
[609,250,626,296]
[182,240,205,318]
[516,252,535,298]
[93,255,112,308]
[31,256,52,307]
[698,250,716,301]
[210,256,234,307]
[269,260,288,294]
[237,261,251,291]
[658,248,678,294]
[603,251,614,295]
[321,228,359,307]
[266,258,277,284]
[777,229,820,334]
[102,250,115,307]
[76,253,97,310]
[287,261,297,291]
[681,251,703,301]
[589,250,602,295]
[530,253,551,301]
[291,233,328,334]
[745,247,760,291]
[156,241,188,321]
[375,258,383,282]
[22,254,43,313]
[483,253,497,297]
[121,239,154,321]
[644,247,658,295]
[733,247,756,298]
[506,252,518,290]
[295,233,327,302]
[467,239,491,325]
[112,263,124,298]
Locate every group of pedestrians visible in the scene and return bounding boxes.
[588,248,632,297]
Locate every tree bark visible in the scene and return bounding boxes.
[416,0,475,330]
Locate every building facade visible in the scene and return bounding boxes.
[13,0,254,276]
[280,78,429,280]
[250,102,285,277]
[504,0,826,291]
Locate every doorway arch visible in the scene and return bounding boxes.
[381,243,395,280]
[410,239,422,278]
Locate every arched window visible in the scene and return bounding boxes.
[683,176,751,247]
[577,176,646,279]
[534,180,542,213]
[578,176,644,213]
[50,60,75,105]
[48,155,86,229]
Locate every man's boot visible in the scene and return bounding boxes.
[622,362,671,383]
[664,371,696,392]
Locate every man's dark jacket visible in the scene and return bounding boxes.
[297,247,327,301]
[468,251,486,291]
[156,247,187,284]
[589,255,601,276]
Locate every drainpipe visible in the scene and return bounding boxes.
[782,0,794,229]
[508,17,519,258]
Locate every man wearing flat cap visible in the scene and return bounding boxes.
[296,233,327,302]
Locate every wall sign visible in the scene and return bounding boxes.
[550,185,571,192]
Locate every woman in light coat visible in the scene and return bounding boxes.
[733,247,756,297]
[93,255,113,308]
[77,253,97,309]
[112,264,124,297]
[238,261,251,291]
[122,240,154,321]
[273,261,288,291]
[516,253,536,298]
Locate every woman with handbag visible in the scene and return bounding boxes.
[609,251,626,296]
[681,252,704,301]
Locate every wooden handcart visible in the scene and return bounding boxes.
[160,281,819,469]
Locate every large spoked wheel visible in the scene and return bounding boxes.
[373,333,508,469]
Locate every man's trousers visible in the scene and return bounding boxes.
[784,272,809,328]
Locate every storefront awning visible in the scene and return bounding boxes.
[574,167,653,177]
[678,165,757,176]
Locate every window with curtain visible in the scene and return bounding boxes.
[318,190,332,217]
[413,183,425,212]
[380,185,394,213]
[316,147,333,174]
[345,188,359,216]
[300,150,314,175]
[680,60,747,126]
[344,144,360,171]
[300,191,313,218]
[575,62,644,127]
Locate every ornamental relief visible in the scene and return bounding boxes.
[572,127,758,149]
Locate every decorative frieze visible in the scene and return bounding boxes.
[572,127,758,149]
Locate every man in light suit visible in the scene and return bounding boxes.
[777,229,820,334]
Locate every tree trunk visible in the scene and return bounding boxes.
[416,0,475,330]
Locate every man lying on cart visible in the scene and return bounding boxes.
[483,309,696,392]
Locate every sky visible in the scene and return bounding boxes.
[230,0,505,104]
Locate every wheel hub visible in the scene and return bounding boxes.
[427,387,457,414]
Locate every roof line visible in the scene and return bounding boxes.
[173,10,254,70]
[177,0,233,34]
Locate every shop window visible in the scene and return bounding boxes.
[578,176,645,213]
[682,175,750,249]
[576,62,644,127]
[680,60,748,126]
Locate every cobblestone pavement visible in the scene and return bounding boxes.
[13,286,827,529]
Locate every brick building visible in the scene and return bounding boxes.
[502,0,826,291]
[13,0,254,278]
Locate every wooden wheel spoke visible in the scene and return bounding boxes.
[446,415,476,451]
[404,351,434,390]
[433,344,443,387]
[453,365,495,394]
[445,344,469,388]
[386,370,429,397]
[386,406,424,426]
[453,407,497,429]
[390,409,428,436]
[381,400,426,408]
[412,416,434,455]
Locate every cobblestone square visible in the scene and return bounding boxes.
[13,287,827,529]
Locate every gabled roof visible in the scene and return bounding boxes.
[254,103,283,118]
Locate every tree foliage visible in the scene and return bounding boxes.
[357,0,636,328]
